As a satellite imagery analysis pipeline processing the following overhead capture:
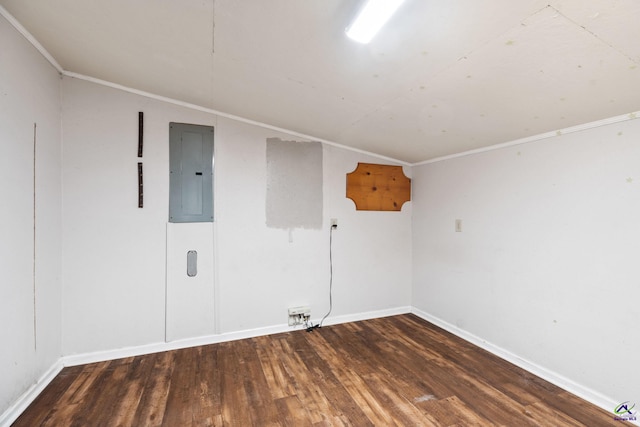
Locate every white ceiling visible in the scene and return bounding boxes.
[2,0,640,163]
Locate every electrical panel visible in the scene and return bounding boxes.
[169,123,214,222]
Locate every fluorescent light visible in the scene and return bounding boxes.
[346,0,405,44]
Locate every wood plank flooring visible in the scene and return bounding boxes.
[13,314,620,426]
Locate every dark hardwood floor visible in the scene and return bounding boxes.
[13,314,619,426]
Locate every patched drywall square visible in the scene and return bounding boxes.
[266,138,322,229]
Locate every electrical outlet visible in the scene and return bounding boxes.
[455,219,462,232]
[288,306,311,326]
[330,218,338,228]
[288,306,310,316]
[288,313,311,326]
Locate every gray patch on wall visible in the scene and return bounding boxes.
[266,138,323,229]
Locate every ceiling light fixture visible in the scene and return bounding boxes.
[345,0,405,44]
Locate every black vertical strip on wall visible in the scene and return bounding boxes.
[138,112,144,157]
[138,162,144,208]
[138,112,144,208]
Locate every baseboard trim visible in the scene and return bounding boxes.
[0,360,64,427]
[410,307,635,424]
[63,306,412,367]
[318,306,412,327]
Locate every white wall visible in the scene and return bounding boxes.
[61,76,412,356]
[412,119,640,403]
[0,15,62,416]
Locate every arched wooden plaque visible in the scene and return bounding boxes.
[346,163,411,211]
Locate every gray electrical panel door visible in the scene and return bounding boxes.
[169,123,214,222]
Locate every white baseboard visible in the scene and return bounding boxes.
[0,360,64,427]
[63,306,412,367]
[410,307,638,426]
[317,306,412,327]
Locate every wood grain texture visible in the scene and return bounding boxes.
[346,163,411,211]
[13,315,619,426]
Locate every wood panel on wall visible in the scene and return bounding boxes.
[346,163,411,211]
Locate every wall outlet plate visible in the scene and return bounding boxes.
[288,306,310,316]
[288,306,311,326]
